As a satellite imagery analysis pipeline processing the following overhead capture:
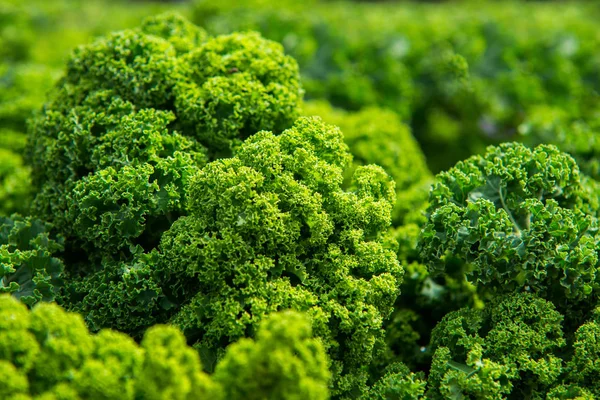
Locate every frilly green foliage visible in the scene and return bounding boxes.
[159,116,402,397]
[62,29,179,109]
[213,310,331,400]
[546,385,595,400]
[427,296,600,399]
[29,93,206,261]
[0,294,220,399]
[303,101,431,225]
[134,325,221,400]
[140,11,208,54]
[300,99,436,373]
[0,294,330,399]
[382,222,480,372]
[0,215,63,307]
[7,2,600,399]
[566,319,600,397]
[59,116,401,397]
[366,362,426,400]
[415,141,600,397]
[60,250,170,335]
[419,142,600,303]
[176,31,303,154]
[427,293,566,399]
[27,13,302,262]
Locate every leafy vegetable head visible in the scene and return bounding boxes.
[428,293,566,399]
[0,293,219,399]
[27,13,302,262]
[214,310,330,400]
[60,116,401,397]
[366,362,426,400]
[546,384,595,400]
[0,293,332,400]
[566,318,600,397]
[176,31,303,153]
[419,142,600,302]
[157,116,401,397]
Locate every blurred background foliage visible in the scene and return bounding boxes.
[2,0,600,190]
[193,0,600,172]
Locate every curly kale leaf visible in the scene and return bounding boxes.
[366,362,426,400]
[565,318,600,397]
[303,101,432,226]
[0,215,63,306]
[27,13,302,263]
[0,294,221,399]
[159,116,402,397]
[428,293,566,399]
[419,142,600,302]
[214,310,330,400]
[175,31,303,154]
[0,294,334,399]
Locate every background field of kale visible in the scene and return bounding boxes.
[3,0,600,212]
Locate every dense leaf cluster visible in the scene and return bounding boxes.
[163,116,402,395]
[0,295,329,400]
[418,143,600,398]
[61,116,403,397]
[420,142,600,303]
[0,215,63,306]
[303,101,431,225]
[428,294,600,399]
[27,13,302,262]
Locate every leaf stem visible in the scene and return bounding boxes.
[499,185,522,236]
